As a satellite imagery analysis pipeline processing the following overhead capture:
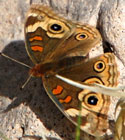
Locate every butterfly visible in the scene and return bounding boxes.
[24,4,119,136]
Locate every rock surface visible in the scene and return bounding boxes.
[0,0,124,140]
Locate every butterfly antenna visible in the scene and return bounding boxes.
[0,52,31,69]
[21,75,32,89]
[0,52,33,89]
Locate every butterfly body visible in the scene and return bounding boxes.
[24,4,119,136]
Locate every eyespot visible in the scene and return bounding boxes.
[84,93,99,107]
[75,33,88,40]
[94,60,105,73]
[87,96,98,105]
[48,23,63,33]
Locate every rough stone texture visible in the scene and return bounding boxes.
[0,0,124,140]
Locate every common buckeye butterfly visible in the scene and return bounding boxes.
[24,4,119,136]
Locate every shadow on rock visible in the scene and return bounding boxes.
[0,40,78,140]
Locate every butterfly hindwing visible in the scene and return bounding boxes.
[42,53,119,136]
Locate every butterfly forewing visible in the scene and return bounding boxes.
[24,4,76,64]
[24,4,101,65]
[42,53,119,136]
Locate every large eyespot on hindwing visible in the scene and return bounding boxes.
[79,91,104,113]
[94,60,106,73]
[84,93,98,106]
[83,92,103,109]
[78,78,106,113]
[75,32,88,40]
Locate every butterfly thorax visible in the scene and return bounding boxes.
[30,56,87,77]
